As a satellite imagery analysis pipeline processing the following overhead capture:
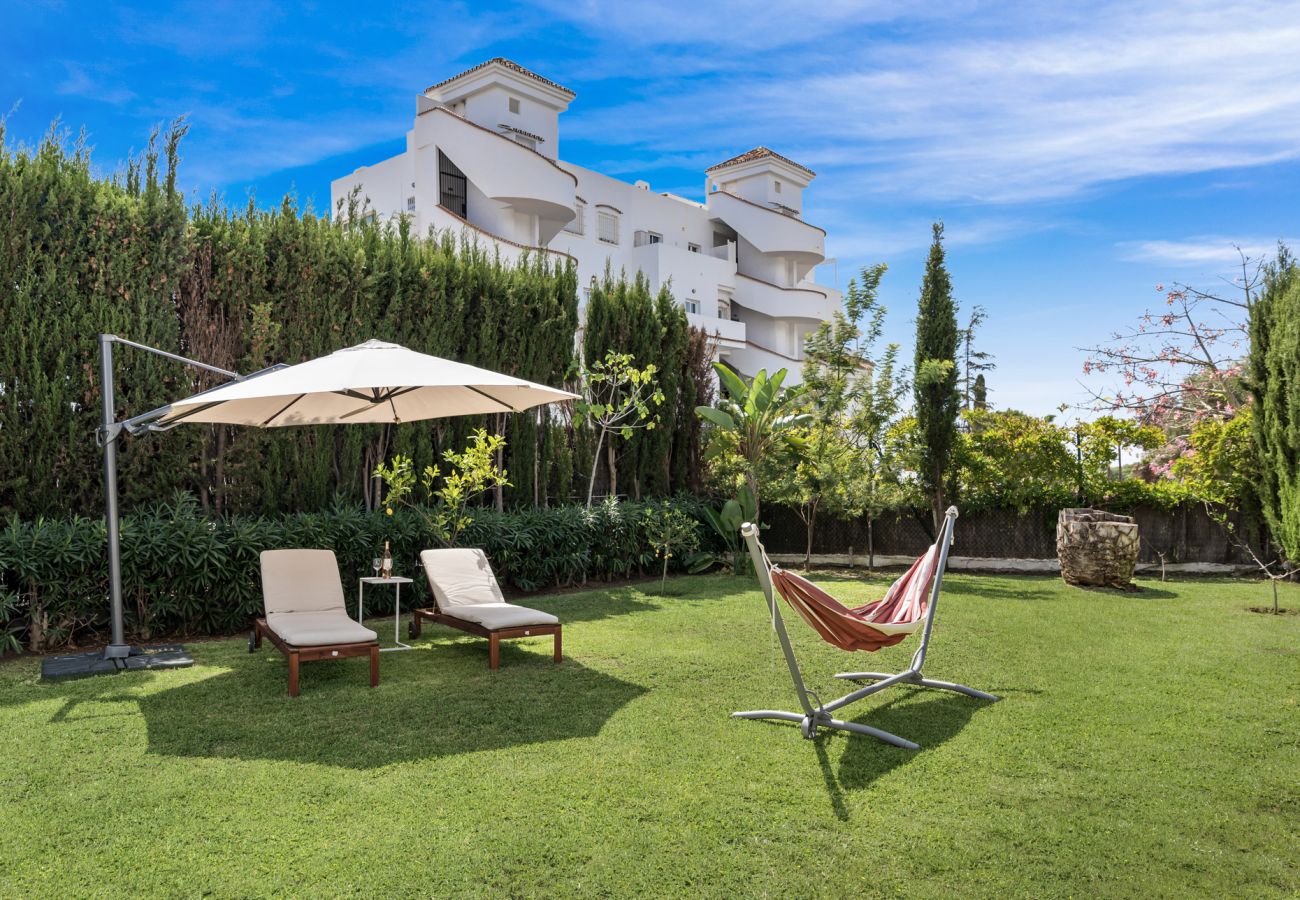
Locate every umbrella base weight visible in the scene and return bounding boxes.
[40,644,194,681]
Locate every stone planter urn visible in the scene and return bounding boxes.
[1056,508,1140,589]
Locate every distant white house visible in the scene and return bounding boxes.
[331,58,840,380]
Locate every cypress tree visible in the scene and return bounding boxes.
[973,374,988,410]
[1248,245,1300,563]
[913,222,961,531]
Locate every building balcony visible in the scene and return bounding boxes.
[733,273,838,323]
[723,340,806,381]
[705,190,825,264]
[423,202,577,265]
[414,106,576,243]
[686,311,746,347]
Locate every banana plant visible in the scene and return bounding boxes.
[695,364,811,526]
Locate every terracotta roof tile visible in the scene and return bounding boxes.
[426,58,575,99]
[706,146,815,177]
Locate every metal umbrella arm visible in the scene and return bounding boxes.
[97,333,283,660]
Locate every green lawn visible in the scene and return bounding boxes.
[1,572,1297,897]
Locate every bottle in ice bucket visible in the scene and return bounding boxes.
[382,540,393,579]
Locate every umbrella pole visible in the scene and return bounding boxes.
[100,335,130,660]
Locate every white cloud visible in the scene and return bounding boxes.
[549,0,1300,204]
[57,63,135,106]
[1117,236,1293,267]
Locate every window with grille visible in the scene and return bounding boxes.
[508,97,520,114]
[565,202,586,235]
[406,196,416,211]
[597,210,619,244]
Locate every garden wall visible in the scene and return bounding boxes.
[761,503,1267,570]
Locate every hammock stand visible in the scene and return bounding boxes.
[735,506,997,749]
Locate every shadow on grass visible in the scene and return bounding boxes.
[67,646,650,770]
[736,688,997,820]
[835,690,996,790]
[1073,585,1181,601]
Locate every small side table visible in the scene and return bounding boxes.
[357,576,415,652]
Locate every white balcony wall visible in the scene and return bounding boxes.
[734,274,838,322]
[422,201,575,267]
[414,108,575,243]
[330,152,414,221]
[723,339,805,381]
[707,190,824,263]
[625,241,736,315]
[686,312,745,346]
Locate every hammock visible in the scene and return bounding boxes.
[769,542,940,652]
[734,506,997,748]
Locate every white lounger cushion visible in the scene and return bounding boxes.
[267,612,378,647]
[420,548,559,631]
[261,549,349,615]
[420,548,507,609]
[443,602,559,630]
[260,548,377,646]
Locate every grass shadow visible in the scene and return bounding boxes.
[834,690,997,791]
[130,647,646,770]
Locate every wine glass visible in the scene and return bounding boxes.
[372,557,382,579]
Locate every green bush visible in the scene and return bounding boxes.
[0,494,712,652]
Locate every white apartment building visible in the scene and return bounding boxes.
[330,58,840,380]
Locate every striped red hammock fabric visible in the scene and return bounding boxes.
[769,543,941,652]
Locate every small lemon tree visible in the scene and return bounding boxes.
[577,350,664,507]
[642,505,701,593]
[373,429,511,548]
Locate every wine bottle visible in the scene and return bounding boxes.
[382,540,393,579]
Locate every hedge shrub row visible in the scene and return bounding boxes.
[0,494,714,653]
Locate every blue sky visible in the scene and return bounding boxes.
[4,0,1298,415]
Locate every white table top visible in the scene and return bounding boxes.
[360,575,414,584]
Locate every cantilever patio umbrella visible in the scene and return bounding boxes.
[155,339,577,428]
[51,336,577,680]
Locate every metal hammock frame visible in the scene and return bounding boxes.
[735,506,997,749]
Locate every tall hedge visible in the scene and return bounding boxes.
[581,269,705,499]
[1248,248,1300,562]
[0,124,581,518]
[0,124,200,516]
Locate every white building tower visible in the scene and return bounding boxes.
[331,58,840,381]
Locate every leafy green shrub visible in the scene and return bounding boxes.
[0,494,711,652]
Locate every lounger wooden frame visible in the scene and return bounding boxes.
[250,617,380,697]
[409,609,561,670]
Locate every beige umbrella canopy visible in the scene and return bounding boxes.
[157,339,578,427]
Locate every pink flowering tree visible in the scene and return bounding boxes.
[1081,248,1266,474]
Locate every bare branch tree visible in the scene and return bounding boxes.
[1080,247,1264,424]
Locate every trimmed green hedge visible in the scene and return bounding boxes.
[0,494,712,653]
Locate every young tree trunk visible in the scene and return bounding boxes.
[747,472,761,526]
[494,414,506,513]
[803,503,817,570]
[586,428,605,507]
[867,514,876,570]
[606,439,618,500]
[929,465,946,533]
